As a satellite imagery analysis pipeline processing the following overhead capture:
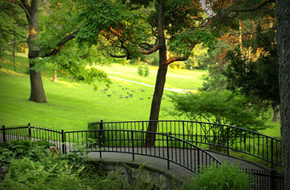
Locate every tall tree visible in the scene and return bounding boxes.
[6,0,74,103]
[77,0,217,146]
[77,0,276,146]
[5,0,110,103]
[275,0,290,188]
[223,13,280,121]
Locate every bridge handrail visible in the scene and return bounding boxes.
[64,129,222,173]
[90,120,282,169]
[2,120,282,169]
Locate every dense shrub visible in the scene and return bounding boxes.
[187,162,249,190]
[137,63,150,77]
[0,140,167,190]
[0,140,54,167]
[167,90,268,131]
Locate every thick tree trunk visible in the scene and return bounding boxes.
[29,65,47,103]
[275,0,290,189]
[145,0,167,147]
[27,0,47,103]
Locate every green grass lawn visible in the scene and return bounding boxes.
[0,53,281,137]
[0,54,199,131]
[94,63,206,91]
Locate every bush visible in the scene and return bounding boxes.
[0,140,168,190]
[0,140,54,166]
[167,90,268,131]
[187,162,249,190]
[137,63,150,77]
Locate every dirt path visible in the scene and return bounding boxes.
[109,76,196,93]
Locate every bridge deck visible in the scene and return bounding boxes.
[88,147,268,183]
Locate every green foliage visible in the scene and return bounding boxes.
[38,0,80,56]
[0,140,168,190]
[169,29,216,56]
[167,90,268,131]
[0,1,26,59]
[38,0,113,88]
[187,162,249,190]
[184,43,209,69]
[1,154,85,190]
[137,63,150,77]
[224,22,279,109]
[0,140,54,167]
[224,48,279,109]
[199,41,231,92]
[77,0,151,58]
[40,44,112,87]
[169,61,186,69]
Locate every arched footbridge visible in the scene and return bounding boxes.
[1,120,284,189]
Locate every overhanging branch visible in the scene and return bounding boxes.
[0,28,28,40]
[8,0,31,20]
[140,44,160,55]
[43,30,79,57]
[139,43,154,50]
[166,56,189,65]
[106,52,128,59]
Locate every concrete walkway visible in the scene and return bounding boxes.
[88,148,269,183]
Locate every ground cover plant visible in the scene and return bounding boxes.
[0,140,254,190]
[0,140,172,190]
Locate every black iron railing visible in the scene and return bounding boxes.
[88,120,282,170]
[0,124,221,173]
[65,129,221,173]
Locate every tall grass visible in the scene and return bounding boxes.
[187,162,249,190]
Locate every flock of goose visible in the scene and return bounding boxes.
[101,85,166,100]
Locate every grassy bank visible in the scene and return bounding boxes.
[0,54,281,137]
[0,54,205,131]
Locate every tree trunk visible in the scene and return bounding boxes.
[145,0,167,147]
[27,0,47,103]
[272,105,280,123]
[29,65,47,103]
[53,69,57,82]
[275,0,290,189]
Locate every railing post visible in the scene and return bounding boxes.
[182,121,185,140]
[28,123,31,139]
[270,169,276,190]
[271,138,274,169]
[100,120,104,145]
[100,120,104,130]
[2,125,5,143]
[99,120,103,158]
[131,131,135,161]
[166,135,170,170]
[197,149,200,172]
[227,126,229,156]
[61,130,66,154]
